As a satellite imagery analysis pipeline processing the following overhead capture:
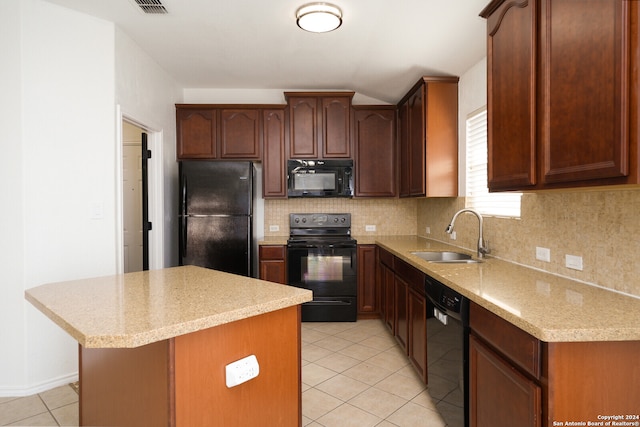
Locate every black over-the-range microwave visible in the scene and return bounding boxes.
[287,159,354,198]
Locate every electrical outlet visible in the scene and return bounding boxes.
[565,254,583,271]
[225,355,260,388]
[425,226,431,234]
[269,225,279,232]
[365,225,376,232]
[536,247,551,262]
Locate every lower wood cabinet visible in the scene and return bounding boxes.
[357,244,379,317]
[376,246,427,382]
[394,275,409,352]
[470,301,640,427]
[469,334,541,427]
[258,245,286,284]
[378,252,395,333]
[407,285,427,381]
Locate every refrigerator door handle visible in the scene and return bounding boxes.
[181,177,188,257]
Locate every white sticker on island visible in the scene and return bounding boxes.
[225,354,260,388]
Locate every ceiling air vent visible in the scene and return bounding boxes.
[131,0,168,14]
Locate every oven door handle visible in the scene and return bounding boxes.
[305,300,353,306]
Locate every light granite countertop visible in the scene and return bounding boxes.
[25,265,312,349]
[374,236,640,343]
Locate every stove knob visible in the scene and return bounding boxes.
[302,218,307,223]
[294,217,300,223]
[333,217,339,223]
[340,217,346,223]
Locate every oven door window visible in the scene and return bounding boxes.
[293,172,336,190]
[287,247,356,296]
[305,254,344,281]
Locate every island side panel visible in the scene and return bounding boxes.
[79,339,174,426]
[174,305,302,426]
[544,341,640,426]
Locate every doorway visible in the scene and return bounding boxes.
[122,121,145,272]
[117,112,164,274]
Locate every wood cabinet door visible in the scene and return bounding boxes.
[408,287,427,382]
[398,101,411,196]
[469,334,541,427]
[381,263,395,333]
[425,81,459,197]
[177,109,218,159]
[262,109,287,198]
[357,245,378,316]
[288,96,318,158]
[483,0,537,191]
[219,109,261,159]
[394,275,408,352]
[353,107,397,197]
[540,0,630,184]
[258,245,286,284]
[321,96,351,158]
[408,88,426,196]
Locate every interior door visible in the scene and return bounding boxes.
[123,143,143,273]
[122,122,150,273]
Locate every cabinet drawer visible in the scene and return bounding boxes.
[259,245,285,260]
[378,247,395,269]
[470,302,541,379]
[394,258,424,296]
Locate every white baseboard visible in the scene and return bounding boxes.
[0,372,78,397]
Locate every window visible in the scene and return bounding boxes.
[466,108,521,217]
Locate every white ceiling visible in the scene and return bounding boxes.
[45,0,489,104]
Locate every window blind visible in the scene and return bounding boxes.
[465,108,521,217]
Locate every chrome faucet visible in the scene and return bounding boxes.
[445,208,490,259]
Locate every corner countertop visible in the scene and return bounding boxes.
[374,236,640,342]
[25,266,312,349]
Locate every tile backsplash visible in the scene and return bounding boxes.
[264,198,418,237]
[417,188,640,297]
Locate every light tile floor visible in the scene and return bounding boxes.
[0,319,448,426]
[0,384,78,426]
[301,319,447,427]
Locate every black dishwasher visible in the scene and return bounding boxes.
[425,274,469,427]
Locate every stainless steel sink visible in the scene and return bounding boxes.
[410,251,482,263]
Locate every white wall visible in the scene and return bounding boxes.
[0,0,182,396]
[0,0,27,393]
[115,29,182,268]
[183,88,390,105]
[0,0,116,395]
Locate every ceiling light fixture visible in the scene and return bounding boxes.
[296,3,343,33]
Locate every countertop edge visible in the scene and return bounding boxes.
[80,292,313,349]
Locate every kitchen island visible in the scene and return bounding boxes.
[25,265,312,426]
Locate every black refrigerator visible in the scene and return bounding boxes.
[179,161,257,277]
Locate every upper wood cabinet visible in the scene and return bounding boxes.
[285,92,354,159]
[397,77,459,197]
[176,105,269,161]
[262,108,288,198]
[353,106,397,197]
[219,109,261,159]
[177,108,218,159]
[481,0,640,191]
